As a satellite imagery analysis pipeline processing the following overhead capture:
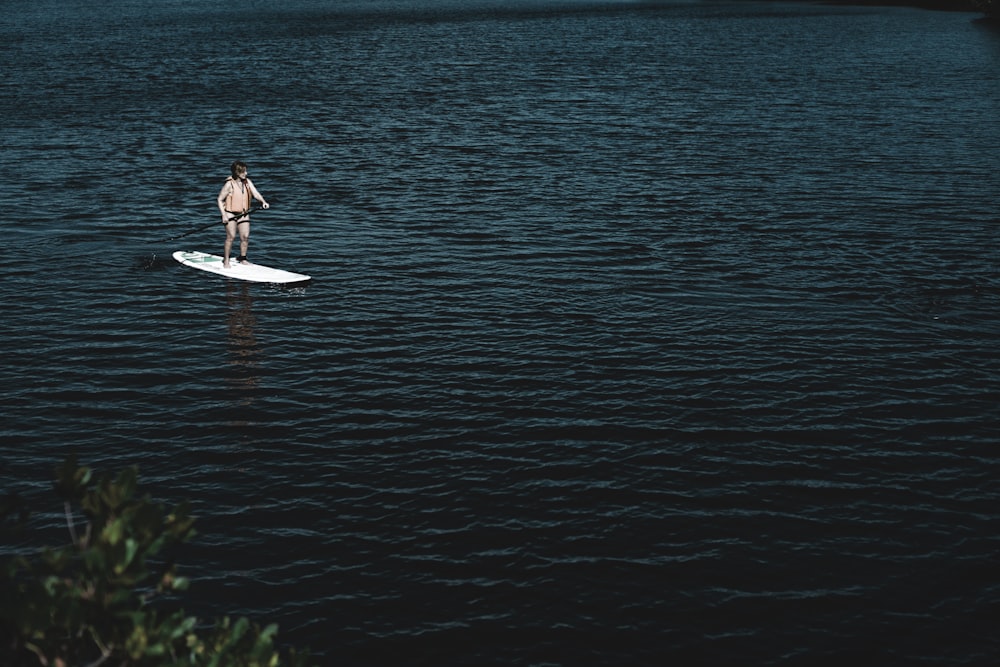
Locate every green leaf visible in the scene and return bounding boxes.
[259,623,278,642]
[42,575,61,596]
[126,624,148,659]
[230,616,251,643]
[103,517,124,547]
[124,537,139,567]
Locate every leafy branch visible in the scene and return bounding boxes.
[1,456,312,667]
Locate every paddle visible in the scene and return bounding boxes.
[165,206,265,242]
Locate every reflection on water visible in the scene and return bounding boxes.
[225,281,260,405]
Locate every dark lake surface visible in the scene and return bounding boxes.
[2,0,999,664]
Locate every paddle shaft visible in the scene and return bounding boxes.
[166,206,264,242]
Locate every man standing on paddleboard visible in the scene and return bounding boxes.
[218,161,269,268]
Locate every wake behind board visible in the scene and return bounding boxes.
[173,251,310,284]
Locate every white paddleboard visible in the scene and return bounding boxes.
[173,250,311,284]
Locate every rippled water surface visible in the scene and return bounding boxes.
[2,0,999,664]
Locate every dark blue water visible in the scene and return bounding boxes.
[2,0,999,664]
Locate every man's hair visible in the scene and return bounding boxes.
[230,160,248,178]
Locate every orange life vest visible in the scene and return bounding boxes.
[224,177,252,214]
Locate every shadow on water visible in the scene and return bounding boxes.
[134,253,172,271]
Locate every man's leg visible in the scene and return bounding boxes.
[223,221,237,268]
[238,222,251,263]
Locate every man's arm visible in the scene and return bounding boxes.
[246,178,269,208]
[218,181,232,219]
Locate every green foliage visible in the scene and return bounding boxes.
[1,456,312,667]
[974,0,998,16]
